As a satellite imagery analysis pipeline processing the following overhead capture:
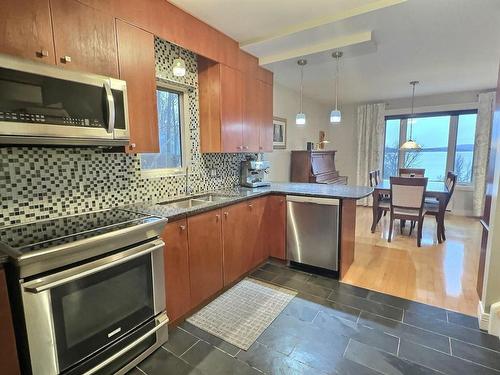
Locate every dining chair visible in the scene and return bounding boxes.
[425,172,457,242]
[399,168,425,178]
[369,170,378,187]
[389,177,428,247]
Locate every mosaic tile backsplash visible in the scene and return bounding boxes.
[0,38,253,227]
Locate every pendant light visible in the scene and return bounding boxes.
[296,59,307,127]
[400,81,422,150]
[330,51,343,124]
[172,57,186,77]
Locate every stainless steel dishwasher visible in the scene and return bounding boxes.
[286,195,340,273]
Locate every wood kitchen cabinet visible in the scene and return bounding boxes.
[0,268,20,375]
[0,0,55,64]
[198,58,245,153]
[263,195,286,260]
[259,81,274,152]
[199,58,274,153]
[116,19,159,153]
[50,0,119,77]
[243,76,261,152]
[188,209,223,308]
[162,219,191,323]
[223,198,266,285]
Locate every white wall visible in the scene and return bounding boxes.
[264,83,357,184]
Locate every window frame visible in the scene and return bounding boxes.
[140,81,191,179]
[382,109,478,186]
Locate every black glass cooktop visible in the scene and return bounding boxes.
[0,208,161,254]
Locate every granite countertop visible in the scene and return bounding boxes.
[124,183,373,221]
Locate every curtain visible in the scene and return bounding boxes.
[472,92,496,217]
[356,103,386,206]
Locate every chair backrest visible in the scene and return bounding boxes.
[390,177,428,211]
[445,171,457,204]
[375,169,381,185]
[399,168,425,178]
[369,170,377,187]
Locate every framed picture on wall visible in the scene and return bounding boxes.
[273,117,287,149]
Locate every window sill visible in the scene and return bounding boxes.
[141,167,186,179]
[455,184,474,192]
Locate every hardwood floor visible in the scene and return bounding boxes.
[343,207,481,316]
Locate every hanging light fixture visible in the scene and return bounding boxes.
[330,51,343,124]
[172,57,186,77]
[400,81,422,150]
[296,59,307,127]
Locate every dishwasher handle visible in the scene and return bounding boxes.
[286,195,339,206]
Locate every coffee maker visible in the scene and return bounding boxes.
[240,159,271,188]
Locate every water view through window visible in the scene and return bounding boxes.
[383,112,477,183]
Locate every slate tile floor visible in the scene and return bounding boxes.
[129,261,500,375]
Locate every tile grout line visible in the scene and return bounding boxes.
[177,339,201,358]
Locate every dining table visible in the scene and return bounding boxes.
[371,179,451,242]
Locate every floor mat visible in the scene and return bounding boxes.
[186,278,297,350]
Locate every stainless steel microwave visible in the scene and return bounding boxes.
[0,54,129,146]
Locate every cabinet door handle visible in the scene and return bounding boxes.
[215,214,220,222]
[236,146,243,151]
[37,49,49,58]
[61,55,72,63]
[129,143,136,150]
[180,225,186,231]
[243,146,249,150]
[223,212,229,218]
[248,203,253,209]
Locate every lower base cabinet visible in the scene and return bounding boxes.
[222,197,266,286]
[162,196,286,322]
[0,268,20,375]
[162,219,190,322]
[264,195,286,260]
[188,209,223,308]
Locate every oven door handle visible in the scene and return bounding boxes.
[83,312,169,375]
[23,240,164,294]
[104,80,115,134]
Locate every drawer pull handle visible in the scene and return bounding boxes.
[180,225,186,231]
[61,55,72,63]
[37,49,49,58]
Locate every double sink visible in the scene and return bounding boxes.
[159,193,234,209]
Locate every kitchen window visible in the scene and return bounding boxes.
[141,85,187,175]
[383,110,477,184]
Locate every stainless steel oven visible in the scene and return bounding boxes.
[20,239,167,375]
[0,209,168,375]
[0,53,129,146]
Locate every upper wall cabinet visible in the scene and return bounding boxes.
[0,0,55,64]
[198,57,274,153]
[198,59,244,153]
[259,80,274,152]
[116,19,159,153]
[50,0,119,77]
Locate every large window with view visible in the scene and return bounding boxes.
[141,87,185,173]
[382,111,477,184]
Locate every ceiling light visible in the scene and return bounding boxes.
[330,51,343,124]
[400,81,422,150]
[172,57,186,77]
[296,59,307,127]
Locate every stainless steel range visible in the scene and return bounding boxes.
[0,209,168,375]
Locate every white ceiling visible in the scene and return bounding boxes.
[170,0,500,105]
